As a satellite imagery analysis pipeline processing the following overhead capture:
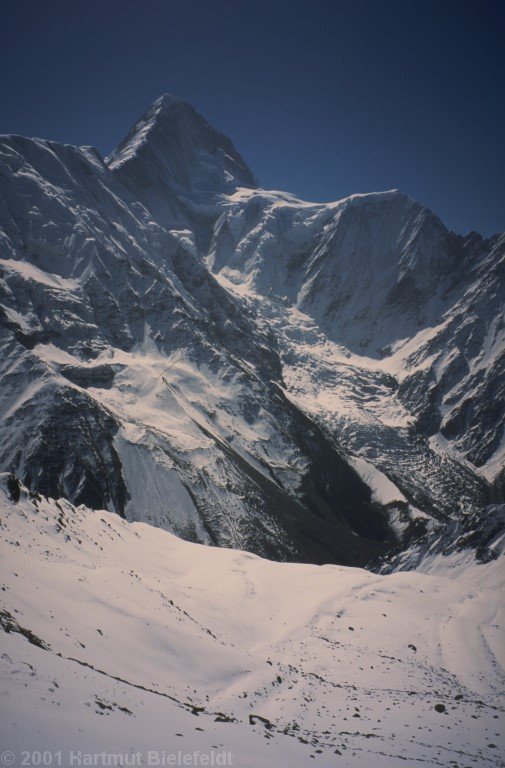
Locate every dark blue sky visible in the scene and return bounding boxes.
[1,0,504,235]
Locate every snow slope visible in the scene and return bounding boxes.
[1,478,504,767]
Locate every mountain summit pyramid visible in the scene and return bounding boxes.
[107,93,257,229]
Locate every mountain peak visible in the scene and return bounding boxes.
[105,94,187,172]
[153,92,184,109]
[146,92,191,121]
[106,94,257,218]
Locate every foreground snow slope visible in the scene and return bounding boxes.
[1,478,504,767]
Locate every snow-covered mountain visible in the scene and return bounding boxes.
[107,94,257,244]
[1,477,503,766]
[0,94,503,567]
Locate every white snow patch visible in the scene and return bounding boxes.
[348,456,407,505]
